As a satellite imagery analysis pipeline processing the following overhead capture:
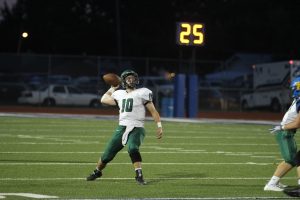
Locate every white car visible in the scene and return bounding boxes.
[139,76,174,96]
[18,84,101,107]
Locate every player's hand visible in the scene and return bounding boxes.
[109,85,119,92]
[156,127,163,139]
[269,125,282,134]
[106,85,119,95]
[112,85,119,90]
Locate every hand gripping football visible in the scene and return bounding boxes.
[103,73,121,87]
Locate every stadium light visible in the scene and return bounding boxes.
[22,32,29,38]
[17,31,29,54]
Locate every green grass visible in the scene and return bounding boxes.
[0,116,297,199]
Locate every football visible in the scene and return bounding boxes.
[103,73,121,87]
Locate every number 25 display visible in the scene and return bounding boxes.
[176,22,205,46]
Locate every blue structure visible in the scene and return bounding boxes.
[187,74,198,118]
[174,74,186,117]
[161,97,174,117]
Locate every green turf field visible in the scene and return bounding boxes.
[0,116,297,199]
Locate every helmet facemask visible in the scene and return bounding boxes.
[292,82,300,98]
[291,77,300,98]
[121,70,139,89]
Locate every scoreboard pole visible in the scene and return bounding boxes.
[175,22,204,118]
[174,74,186,118]
[187,74,198,118]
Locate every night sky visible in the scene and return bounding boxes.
[1,0,300,60]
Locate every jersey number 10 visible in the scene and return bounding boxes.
[121,98,133,112]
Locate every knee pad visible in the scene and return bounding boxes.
[295,151,300,167]
[129,151,142,163]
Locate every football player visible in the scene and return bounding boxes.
[264,76,300,192]
[86,69,163,185]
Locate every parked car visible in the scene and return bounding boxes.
[137,76,174,111]
[73,76,106,95]
[21,74,72,90]
[0,82,31,104]
[198,87,238,111]
[18,84,101,107]
[139,76,174,96]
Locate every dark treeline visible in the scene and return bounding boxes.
[0,0,300,60]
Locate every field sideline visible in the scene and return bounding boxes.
[0,113,296,199]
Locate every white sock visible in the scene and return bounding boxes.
[298,179,300,185]
[267,176,280,185]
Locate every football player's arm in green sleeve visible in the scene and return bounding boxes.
[282,112,300,130]
[100,86,119,106]
[146,102,163,139]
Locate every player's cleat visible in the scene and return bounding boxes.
[86,169,102,181]
[135,175,147,185]
[134,169,146,185]
[263,184,284,191]
[283,186,300,197]
[277,182,288,188]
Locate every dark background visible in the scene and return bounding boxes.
[1,0,300,61]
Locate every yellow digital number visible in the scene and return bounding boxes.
[177,22,205,46]
[193,24,204,45]
[180,23,191,44]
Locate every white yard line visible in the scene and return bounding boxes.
[251,156,276,158]
[0,112,280,125]
[0,193,58,199]
[0,194,290,200]
[0,134,271,139]
[0,151,278,155]
[50,198,292,200]
[0,142,278,145]
[0,134,107,138]
[0,142,101,145]
[0,162,274,165]
[0,177,294,181]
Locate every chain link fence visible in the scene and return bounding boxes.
[0,53,248,115]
